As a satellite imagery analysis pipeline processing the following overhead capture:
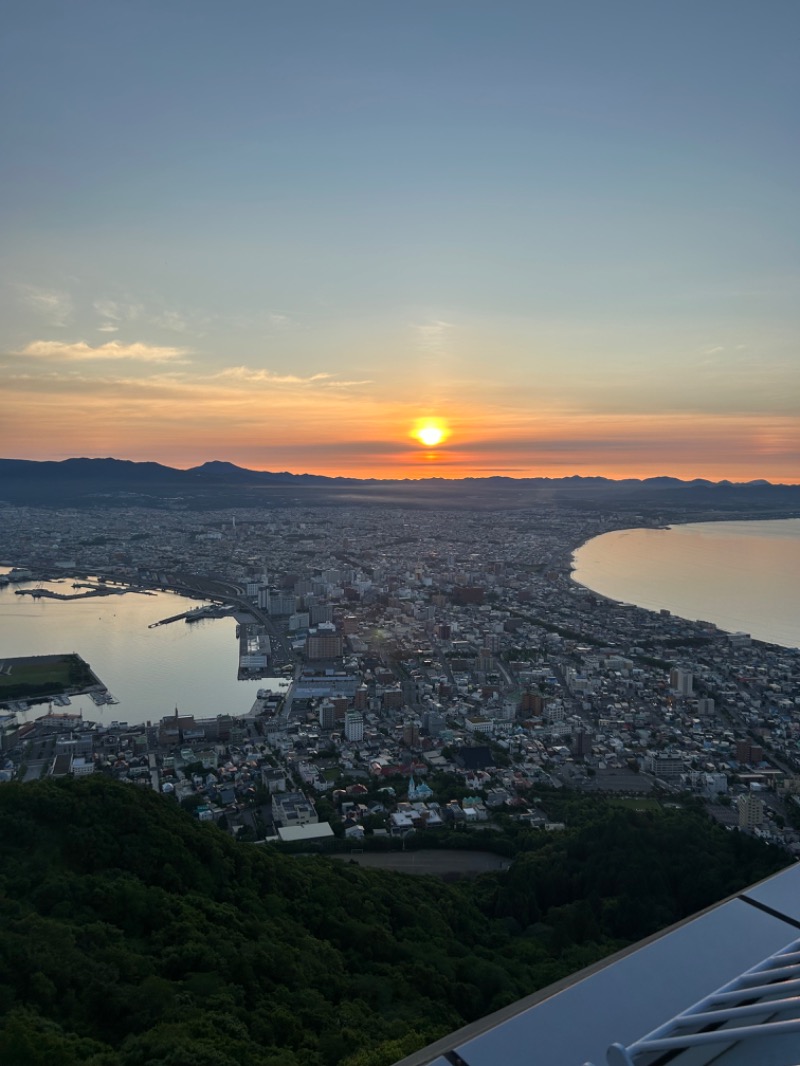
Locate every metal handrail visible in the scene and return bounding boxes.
[594,934,800,1066]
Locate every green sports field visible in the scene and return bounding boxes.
[0,654,95,701]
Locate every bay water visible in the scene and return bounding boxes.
[571,519,800,651]
[0,573,289,726]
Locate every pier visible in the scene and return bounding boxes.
[148,612,190,628]
[148,604,230,628]
[15,585,125,601]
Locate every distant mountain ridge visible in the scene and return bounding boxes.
[1,457,798,513]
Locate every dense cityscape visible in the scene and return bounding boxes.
[2,501,799,853]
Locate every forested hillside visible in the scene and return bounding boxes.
[0,778,786,1066]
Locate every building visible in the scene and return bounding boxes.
[644,752,685,780]
[331,696,349,720]
[318,699,335,730]
[344,712,364,743]
[738,792,765,830]
[305,628,344,661]
[572,729,593,758]
[519,690,544,716]
[310,603,333,625]
[543,701,566,725]
[50,753,72,777]
[271,791,318,829]
[407,775,434,802]
[260,768,286,794]
[382,686,403,710]
[736,740,764,766]
[669,667,693,697]
[267,591,296,617]
[292,671,359,701]
[422,709,446,736]
[158,712,198,746]
[465,715,494,735]
[276,822,333,845]
[402,720,420,748]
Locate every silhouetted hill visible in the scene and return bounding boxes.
[1,457,798,514]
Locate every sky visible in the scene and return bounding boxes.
[1,0,798,482]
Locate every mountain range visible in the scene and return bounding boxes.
[1,457,798,513]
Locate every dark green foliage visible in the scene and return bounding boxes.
[0,778,786,1066]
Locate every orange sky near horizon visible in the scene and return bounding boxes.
[2,362,797,483]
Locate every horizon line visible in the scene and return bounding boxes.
[2,455,797,488]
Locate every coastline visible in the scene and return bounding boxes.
[570,517,800,652]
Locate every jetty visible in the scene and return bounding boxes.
[148,612,190,628]
[16,586,124,601]
[149,604,229,628]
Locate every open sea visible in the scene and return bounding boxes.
[0,572,289,726]
[571,519,800,651]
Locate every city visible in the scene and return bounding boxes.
[2,501,799,853]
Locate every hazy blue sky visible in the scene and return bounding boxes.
[2,1,798,479]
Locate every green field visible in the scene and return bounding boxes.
[0,654,94,701]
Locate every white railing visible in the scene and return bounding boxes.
[583,935,800,1066]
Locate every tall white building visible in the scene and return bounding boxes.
[344,712,364,743]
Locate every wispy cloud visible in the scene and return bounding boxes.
[93,299,143,325]
[18,285,73,327]
[17,340,191,364]
[213,366,332,386]
[414,320,454,356]
[212,366,370,388]
[152,310,191,334]
[92,297,212,338]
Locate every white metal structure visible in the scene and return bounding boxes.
[596,935,800,1064]
[395,863,800,1066]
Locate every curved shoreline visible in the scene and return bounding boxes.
[569,518,800,652]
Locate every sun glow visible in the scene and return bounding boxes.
[412,420,448,448]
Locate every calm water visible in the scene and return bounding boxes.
[0,573,289,726]
[572,519,800,651]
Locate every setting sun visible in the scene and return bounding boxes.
[412,420,448,448]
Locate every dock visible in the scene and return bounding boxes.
[148,604,230,628]
[148,612,190,628]
[15,586,124,601]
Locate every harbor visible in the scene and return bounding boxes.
[0,576,289,726]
